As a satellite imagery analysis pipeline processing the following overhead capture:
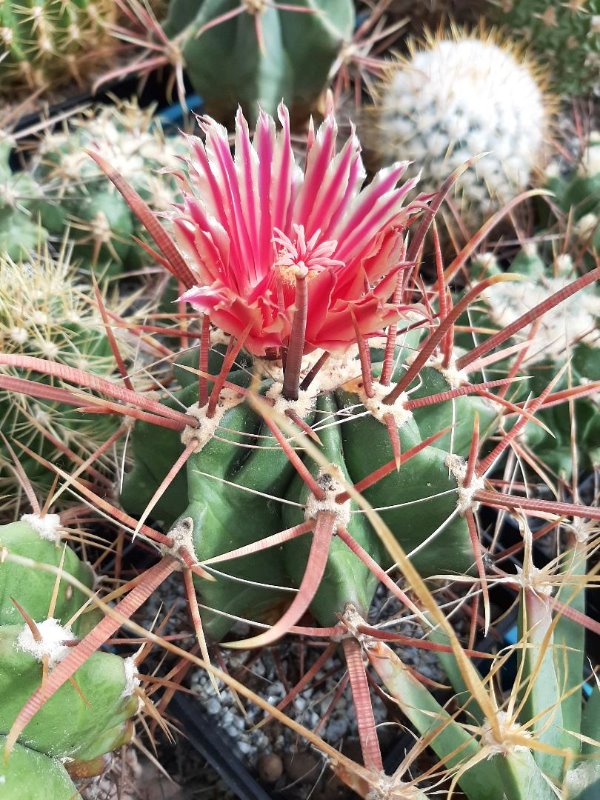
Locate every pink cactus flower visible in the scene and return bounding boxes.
[176,104,423,356]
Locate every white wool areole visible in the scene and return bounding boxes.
[378,39,547,220]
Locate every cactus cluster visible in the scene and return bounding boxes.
[162,0,355,123]
[370,34,549,228]
[0,249,122,506]
[0,0,117,95]
[0,512,139,799]
[490,0,600,97]
[30,100,183,277]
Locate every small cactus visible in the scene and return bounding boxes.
[370,33,550,227]
[162,0,355,123]
[490,0,600,97]
[0,0,117,95]
[0,249,121,505]
[31,100,183,277]
[0,513,139,798]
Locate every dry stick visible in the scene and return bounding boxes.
[87,149,197,288]
[456,266,600,371]
[225,512,337,650]
[5,556,178,759]
[343,637,383,772]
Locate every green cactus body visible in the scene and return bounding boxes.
[0,622,137,760]
[0,518,97,634]
[0,737,81,800]
[0,0,116,95]
[31,101,183,277]
[0,252,125,503]
[0,139,47,260]
[122,339,489,638]
[163,0,354,122]
[491,0,600,96]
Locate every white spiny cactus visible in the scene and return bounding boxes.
[373,36,549,225]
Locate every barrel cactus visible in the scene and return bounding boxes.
[370,33,550,227]
[0,0,117,95]
[0,250,122,507]
[4,100,599,781]
[83,103,593,647]
[162,0,355,123]
[490,0,600,97]
[0,513,139,798]
[31,100,183,277]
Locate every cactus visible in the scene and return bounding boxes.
[0,138,47,260]
[5,102,599,784]
[0,513,139,798]
[0,0,117,95]
[545,130,600,264]
[162,0,355,123]
[369,33,550,227]
[490,0,600,97]
[0,249,122,506]
[82,104,598,647]
[31,100,183,277]
[360,514,599,800]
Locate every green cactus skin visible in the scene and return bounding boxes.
[490,0,600,96]
[0,139,47,260]
[0,510,139,795]
[0,0,117,95]
[0,252,121,504]
[163,0,355,123]
[30,101,183,277]
[0,518,97,635]
[121,338,493,640]
[0,737,81,800]
[0,623,137,761]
